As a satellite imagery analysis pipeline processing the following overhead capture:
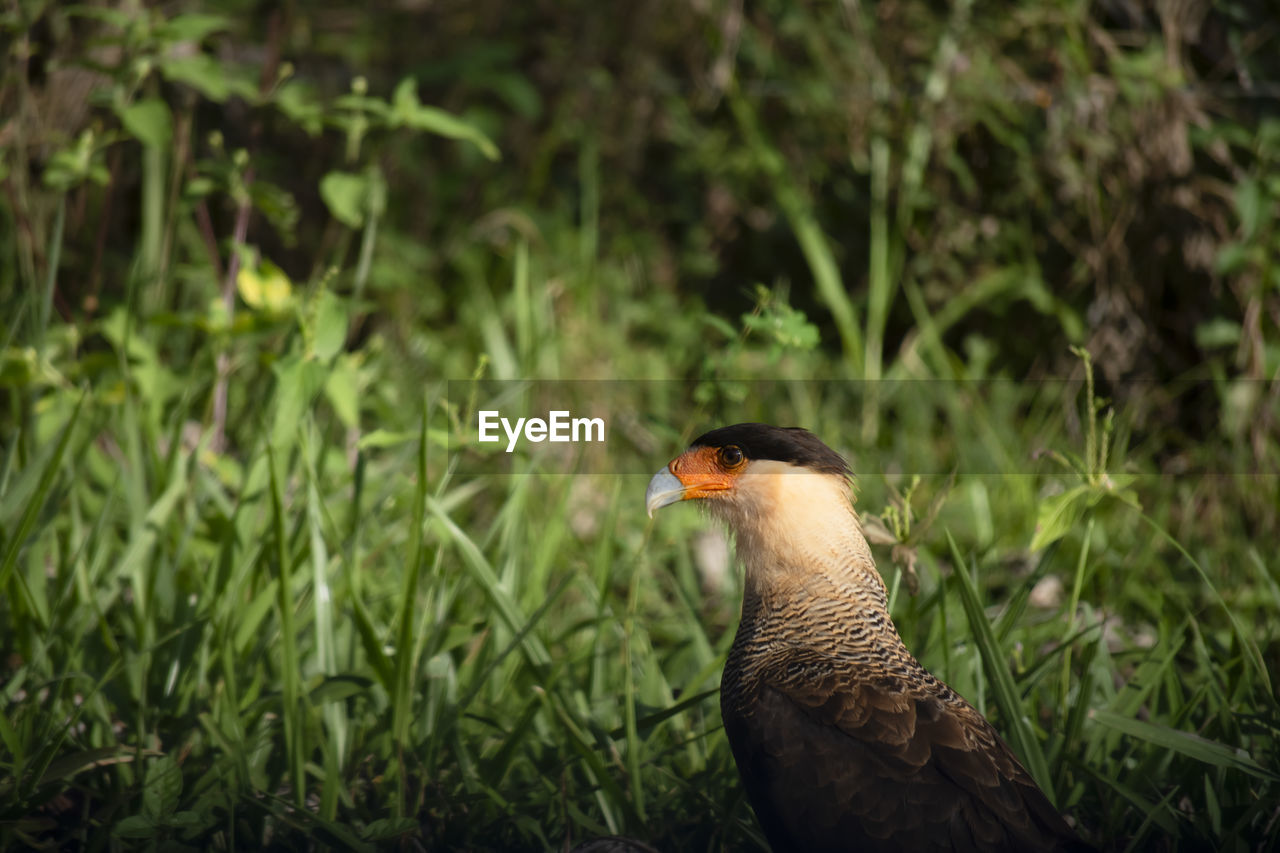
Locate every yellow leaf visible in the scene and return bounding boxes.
[236,260,293,312]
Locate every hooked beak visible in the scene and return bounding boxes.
[645,467,688,518]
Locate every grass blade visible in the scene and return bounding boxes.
[0,392,84,596]
[1091,710,1279,782]
[946,530,1055,800]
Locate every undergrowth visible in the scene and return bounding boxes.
[2,2,1279,851]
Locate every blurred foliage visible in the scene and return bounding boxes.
[1,0,1278,850]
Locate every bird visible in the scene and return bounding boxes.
[645,423,1090,852]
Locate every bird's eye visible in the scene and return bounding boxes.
[719,446,744,467]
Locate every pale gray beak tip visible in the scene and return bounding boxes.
[645,467,686,518]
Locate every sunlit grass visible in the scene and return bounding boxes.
[2,4,1278,849]
[1,260,1277,850]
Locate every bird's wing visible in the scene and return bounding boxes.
[724,647,1084,852]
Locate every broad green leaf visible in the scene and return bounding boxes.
[312,291,347,361]
[1234,178,1262,239]
[142,756,182,819]
[1213,241,1253,275]
[391,77,422,114]
[160,55,257,102]
[324,354,360,428]
[390,77,499,160]
[275,81,324,136]
[117,99,173,148]
[320,171,367,228]
[272,357,328,447]
[1195,318,1241,350]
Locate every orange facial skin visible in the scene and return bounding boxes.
[668,445,743,501]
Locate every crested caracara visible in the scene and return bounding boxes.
[646,423,1091,852]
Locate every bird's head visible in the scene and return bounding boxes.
[646,423,856,543]
[647,423,882,605]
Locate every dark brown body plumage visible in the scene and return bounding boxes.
[721,571,1083,852]
[647,424,1091,852]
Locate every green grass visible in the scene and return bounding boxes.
[1,266,1277,850]
[3,3,1279,850]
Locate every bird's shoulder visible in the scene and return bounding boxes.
[746,643,993,756]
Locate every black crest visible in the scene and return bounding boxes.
[690,423,851,477]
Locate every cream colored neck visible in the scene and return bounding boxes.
[709,462,887,612]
